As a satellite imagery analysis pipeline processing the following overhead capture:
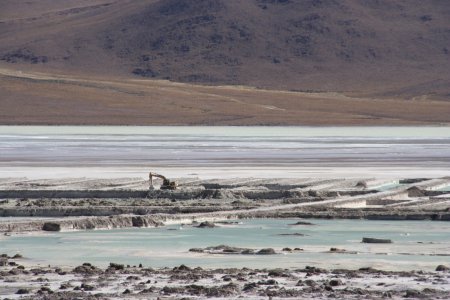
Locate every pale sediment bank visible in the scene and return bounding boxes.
[0,176,449,233]
[1,209,450,234]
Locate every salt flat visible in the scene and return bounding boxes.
[1,126,449,179]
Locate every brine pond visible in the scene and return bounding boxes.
[1,218,449,272]
[1,126,450,179]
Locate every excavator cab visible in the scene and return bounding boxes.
[149,172,177,190]
[161,178,177,190]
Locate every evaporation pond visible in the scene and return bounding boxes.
[1,218,449,271]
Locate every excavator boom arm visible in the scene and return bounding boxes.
[149,172,177,190]
[149,172,167,181]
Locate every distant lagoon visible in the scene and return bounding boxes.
[0,126,449,179]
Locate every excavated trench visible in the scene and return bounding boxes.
[0,177,449,233]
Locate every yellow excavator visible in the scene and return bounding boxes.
[149,172,177,190]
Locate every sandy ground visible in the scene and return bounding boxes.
[1,67,450,125]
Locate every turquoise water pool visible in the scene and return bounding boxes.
[1,218,449,271]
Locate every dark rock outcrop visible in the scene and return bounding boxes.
[435,265,449,272]
[268,269,289,277]
[189,245,277,255]
[16,288,30,294]
[80,283,95,291]
[241,249,255,254]
[257,248,276,255]
[196,221,216,228]
[1,49,48,64]
[42,222,61,232]
[189,248,204,253]
[362,237,392,244]
[205,245,244,254]
[329,248,357,254]
[108,263,125,271]
[73,263,102,275]
[0,257,8,266]
[131,216,145,227]
[407,186,426,197]
[329,279,343,286]
[173,264,191,272]
[278,233,306,236]
[289,221,315,226]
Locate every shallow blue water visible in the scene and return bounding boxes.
[0,126,449,167]
[0,126,449,179]
[1,218,449,271]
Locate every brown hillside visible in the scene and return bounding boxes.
[1,0,449,99]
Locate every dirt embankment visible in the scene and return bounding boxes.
[1,177,449,233]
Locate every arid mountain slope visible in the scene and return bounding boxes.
[1,0,450,99]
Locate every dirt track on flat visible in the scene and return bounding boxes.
[1,67,449,125]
